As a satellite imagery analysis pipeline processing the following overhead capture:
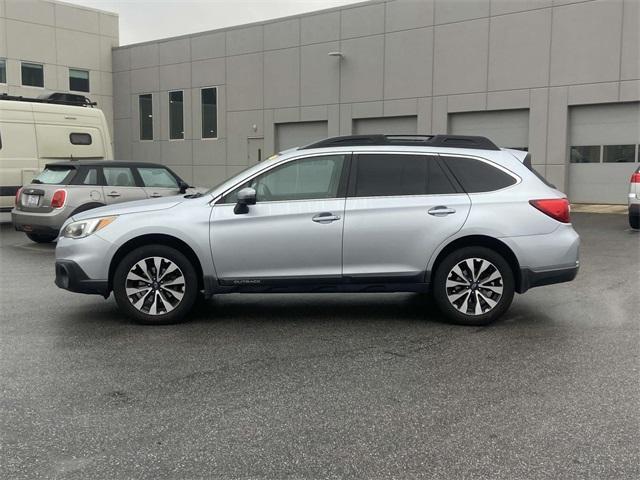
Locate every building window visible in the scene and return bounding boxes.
[21,62,44,87]
[0,59,6,84]
[69,69,89,92]
[169,90,184,140]
[603,144,636,163]
[139,94,153,140]
[571,145,639,164]
[570,145,601,163]
[201,87,217,139]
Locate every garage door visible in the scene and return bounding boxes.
[353,116,417,135]
[448,109,529,150]
[275,121,328,151]
[568,103,640,204]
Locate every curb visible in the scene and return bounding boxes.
[571,204,627,215]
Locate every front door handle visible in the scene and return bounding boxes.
[106,191,121,198]
[312,212,341,223]
[428,206,456,216]
[149,193,162,198]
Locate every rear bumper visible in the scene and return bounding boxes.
[55,260,109,297]
[12,207,71,234]
[518,264,579,293]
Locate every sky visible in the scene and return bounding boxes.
[68,0,364,45]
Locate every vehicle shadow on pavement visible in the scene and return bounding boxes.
[184,292,506,329]
[53,291,557,331]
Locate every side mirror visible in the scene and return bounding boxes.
[234,187,256,214]
[178,180,190,194]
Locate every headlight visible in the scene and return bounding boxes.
[62,216,117,239]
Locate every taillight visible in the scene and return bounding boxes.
[631,172,640,183]
[51,190,67,209]
[529,198,570,224]
[15,187,23,206]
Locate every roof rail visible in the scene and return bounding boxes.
[300,134,500,151]
[0,92,97,107]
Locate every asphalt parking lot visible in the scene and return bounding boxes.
[0,213,638,479]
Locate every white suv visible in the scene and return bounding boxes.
[54,135,580,326]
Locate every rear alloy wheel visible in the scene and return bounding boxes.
[113,245,198,325]
[26,232,57,243]
[433,247,515,326]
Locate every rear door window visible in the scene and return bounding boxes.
[352,154,457,197]
[33,167,75,185]
[441,156,517,193]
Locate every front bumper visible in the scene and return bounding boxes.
[55,259,109,297]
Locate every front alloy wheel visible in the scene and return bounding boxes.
[433,246,514,326]
[113,245,198,324]
[125,257,186,315]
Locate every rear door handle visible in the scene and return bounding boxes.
[428,206,456,216]
[312,212,341,223]
[106,191,121,198]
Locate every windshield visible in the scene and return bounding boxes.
[34,167,75,185]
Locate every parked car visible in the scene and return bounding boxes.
[629,166,640,230]
[0,92,112,223]
[12,161,192,243]
[54,134,580,326]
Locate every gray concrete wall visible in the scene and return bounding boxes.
[111,0,640,196]
[0,0,118,137]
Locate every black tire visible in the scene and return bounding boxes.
[26,232,57,243]
[432,246,515,326]
[113,245,199,325]
[630,212,639,230]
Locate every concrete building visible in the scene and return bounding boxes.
[0,0,118,134]
[111,0,640,204]
[1,0,639,204]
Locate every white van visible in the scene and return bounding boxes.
[0,93,113,222]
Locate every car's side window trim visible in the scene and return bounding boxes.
[346,151,462,199]
[95,167,107,186]
[215,152,353,205]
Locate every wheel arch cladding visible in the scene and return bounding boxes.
[108,234,204,292]
[70,202,106,216]
[429,235,522,292]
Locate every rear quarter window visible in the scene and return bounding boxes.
[442,156,517,193]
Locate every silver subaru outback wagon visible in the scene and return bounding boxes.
[54,135,579,326]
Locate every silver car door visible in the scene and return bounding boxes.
[342,153,471,280]
[210,153,348,282]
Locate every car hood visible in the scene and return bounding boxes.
[73,195,184,221]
